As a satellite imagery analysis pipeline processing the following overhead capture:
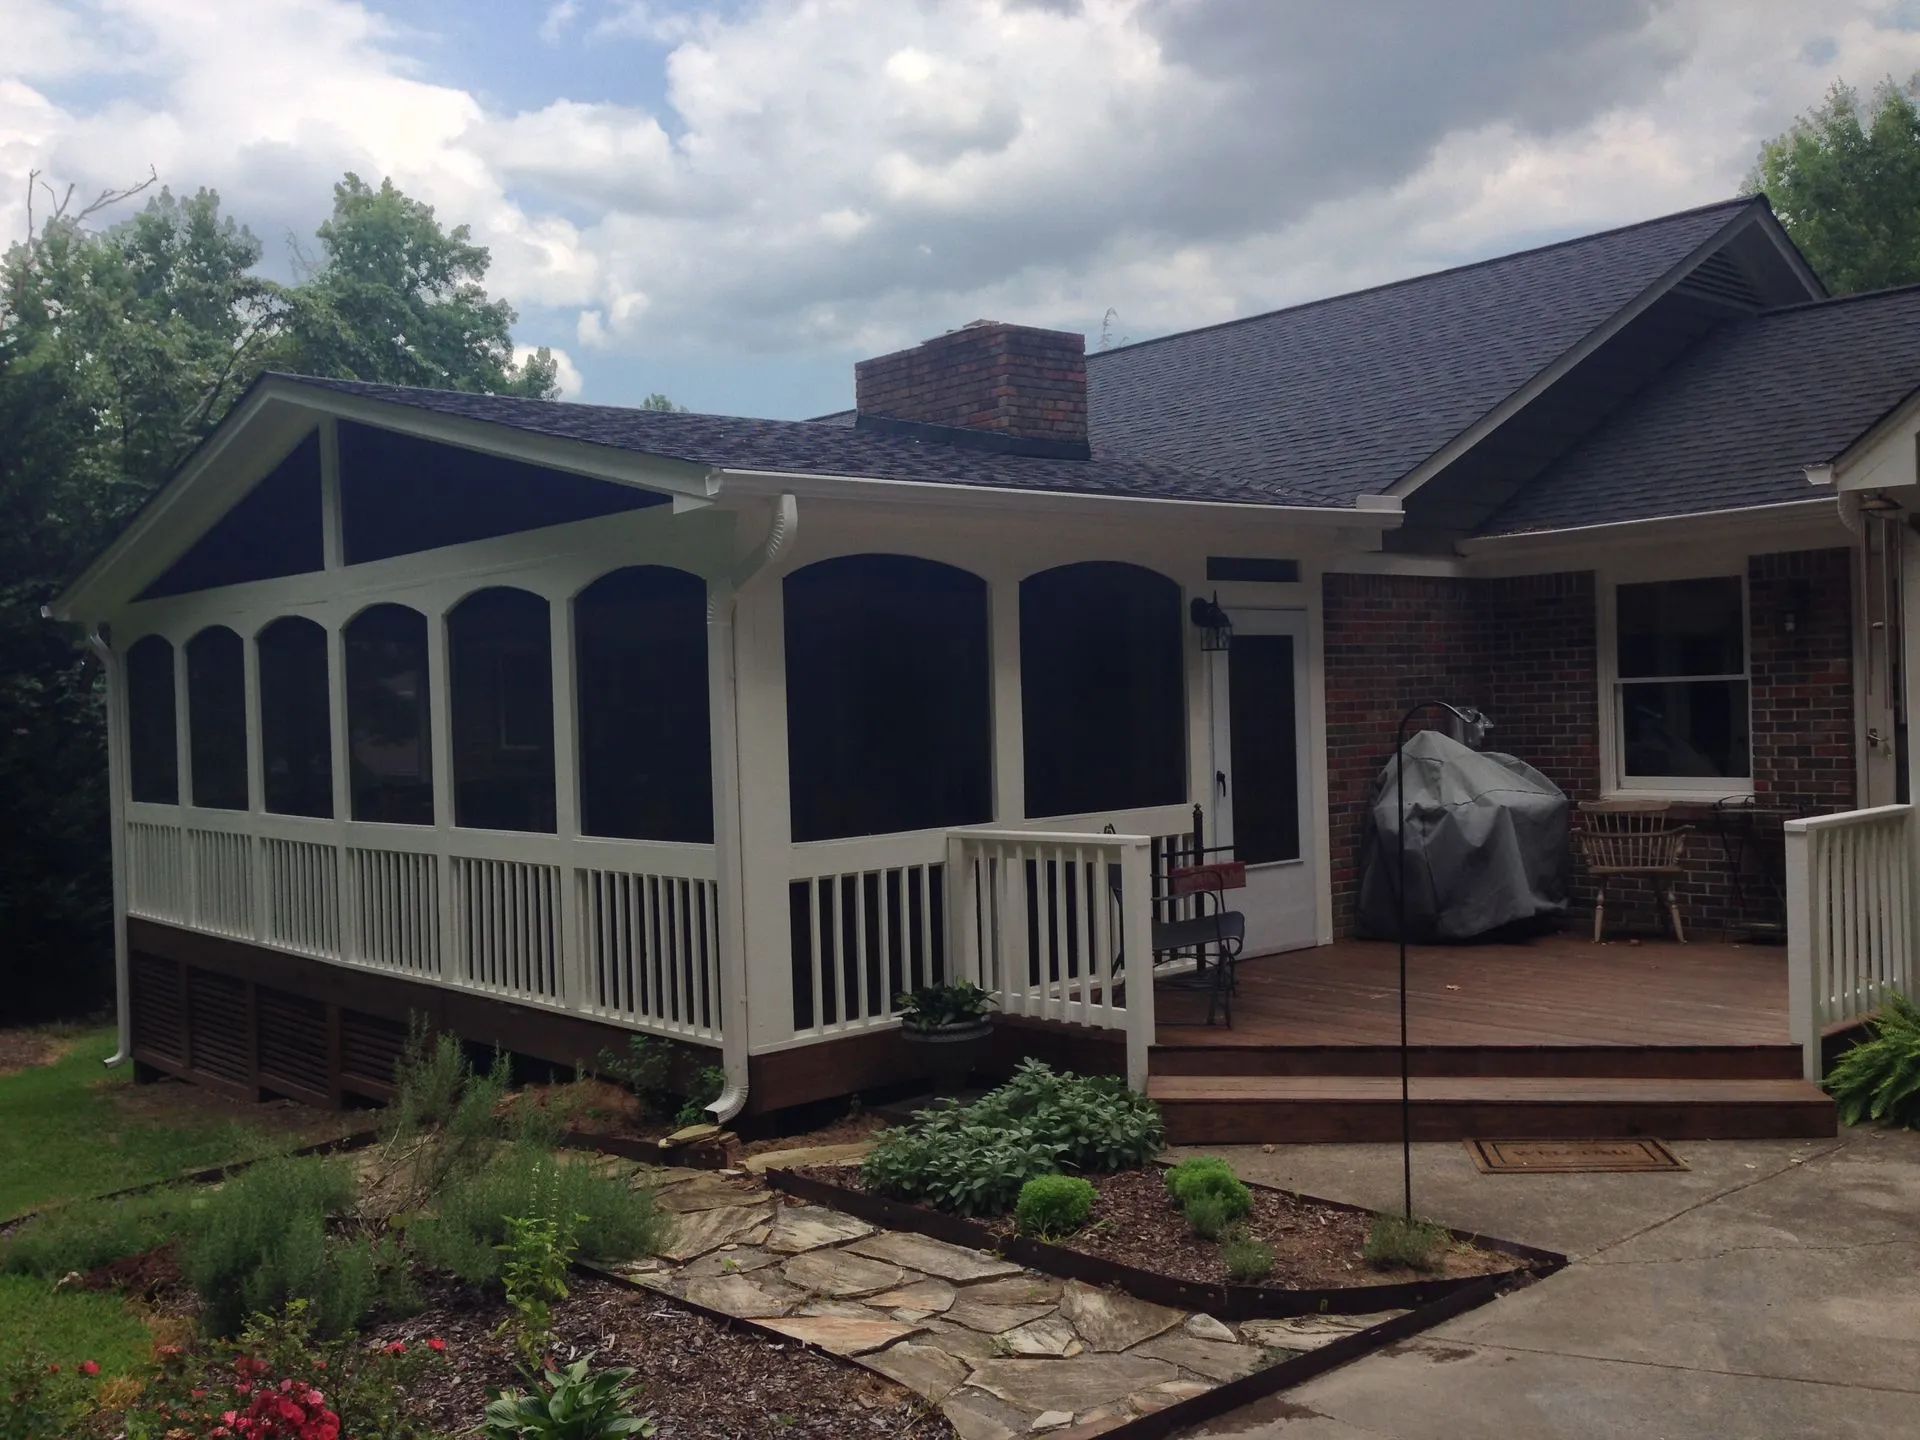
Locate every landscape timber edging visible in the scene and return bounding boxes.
[764,1165,1567,1320]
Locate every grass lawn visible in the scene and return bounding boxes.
[0,1274,155,1376]
[0,1027,276,1217]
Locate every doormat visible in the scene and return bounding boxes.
[1465,1138,1688,1174]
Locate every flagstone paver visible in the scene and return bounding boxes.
[625,1173,1410,1436]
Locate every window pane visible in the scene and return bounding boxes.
[576,566,713,843]
[126,636,178,804]
[346,605,434,825]
[1617,577,1744,679]
[186,627,248,810]
[1021,562,1185,818]
[258,617,333,818]
[784,555,991,842]
[449,588,554,832]
[1227,633,1299,863]
[1621,679,1750,779]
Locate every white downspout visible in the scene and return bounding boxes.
[84,623,134,1069]
[706,493,798,1124]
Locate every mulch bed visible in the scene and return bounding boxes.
[797,1165,1519,1292]
[78,1243,191,1307]
[366,1273,956,1439]
[0,1026,77,1078]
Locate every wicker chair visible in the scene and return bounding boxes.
[1574,800,1692,943]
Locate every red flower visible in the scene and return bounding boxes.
[80,1360,101,1376]
[384,1341,407,1356]
[426,1337,447,1353]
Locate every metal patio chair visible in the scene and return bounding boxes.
[1110,859,1246,1026]
[1574,799,1693,943]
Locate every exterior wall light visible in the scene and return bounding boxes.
[1189,593,1233,652]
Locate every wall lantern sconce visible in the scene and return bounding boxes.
[1190,593,1233,652]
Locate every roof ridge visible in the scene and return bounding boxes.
[1086,196,1764,363]
[1755,278,1920,317]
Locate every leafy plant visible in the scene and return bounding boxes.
[496,1168,585,1373]
[674,1067,726,1129]
[0,1185,194,1279]
[1166,1155,1252,1238]
[1014,1175,1096,1239]
[894,982,994,1031]
[484,1356,656,1440]
[594,1038,723,1129]
[1222,1234,1275,1283]
[1164,1156,1238,1204]
[0,1348,102,1440]
[1363,1214,1451,1273]
[1825,991,1920,1128]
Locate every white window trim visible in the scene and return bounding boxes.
[1597,569,1755,802]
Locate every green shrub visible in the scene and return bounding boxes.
[1166,1156,1252,1238]
[496,1166,583,1373]
[1363,1214,1451,1272]
[1014,1175,1096,1239]
[1185,1192,1243,1240]
[1222,1234,1275,1283]
[894,981,993,1031]
[674,1067,726,1129]
[1164,1156,1238,1204]
[1825,991,1920,1128]
[0,1187,194,1279]
[862,1061,1162,1217]
[179,1155,388,1337]
[0,1346,103,1440]
[409,1147,665,1286]
[484,1355,656,1440]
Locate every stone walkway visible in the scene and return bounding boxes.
[595,1159,1406,1440]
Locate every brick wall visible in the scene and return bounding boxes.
[1322,549,1855,939]
[854,321,1088,448]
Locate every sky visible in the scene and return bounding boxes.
[6,0,1920,418]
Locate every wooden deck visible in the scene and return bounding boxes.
[1146,936,1832,1142]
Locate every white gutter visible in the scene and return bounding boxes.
[705,493,799,1125]
[78,623,133,1069]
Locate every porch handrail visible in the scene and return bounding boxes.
[1784,802,1917,1080]
[945,827,1156,1091]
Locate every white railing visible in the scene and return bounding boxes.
[122,807,721,1047]
[946,828,1156,1090]
[788,830,948,1039]
[1785,803,1918,1080]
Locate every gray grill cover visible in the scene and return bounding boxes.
[1357,730,1570,941]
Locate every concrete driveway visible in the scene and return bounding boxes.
[1184,1128,1920,1440]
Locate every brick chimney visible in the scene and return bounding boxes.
[854,320,1089,459]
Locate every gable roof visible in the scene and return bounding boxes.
[1083,197,1782,506]
[1480,284,1920,537]
[286,375,1326,509]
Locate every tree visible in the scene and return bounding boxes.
[1750,79,1920,294]
[281,175,558,397]
[0,170,561,1020]
[637,392,687,412]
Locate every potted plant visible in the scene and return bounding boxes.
[895,981,995,1093]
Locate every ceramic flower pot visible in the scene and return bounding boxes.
[900,1018,994,1093]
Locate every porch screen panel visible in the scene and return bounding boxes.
[575,566,713,843]
[185,626,248,810]
[1227,633,1300,863]
[784,554,991,841]
[257,616,333,818]
[1020,562,1184,818]
[345,604,434,825]
[126,635,179,804]
[1615,576,1750,780]
[448,587,556,833]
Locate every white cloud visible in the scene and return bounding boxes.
[5,0,1919,413]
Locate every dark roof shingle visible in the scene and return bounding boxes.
[287,375,1325,508]
[1481,285,1920,536]
[1084,198,1760,504]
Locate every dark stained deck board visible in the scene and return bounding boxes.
[1153,937,1790,1050]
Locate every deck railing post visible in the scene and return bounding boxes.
[1118,838,1154,1092]
[1783,820,1820,1082]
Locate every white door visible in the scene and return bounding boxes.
[1208,608,1317,954]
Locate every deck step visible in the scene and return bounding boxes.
[1148,1042,1807,1081]
[1149,1074,1837,1144]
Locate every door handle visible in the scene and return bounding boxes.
[1216,770,1228,797]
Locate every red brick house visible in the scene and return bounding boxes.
[52,195,1920,1140]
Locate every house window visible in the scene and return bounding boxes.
[575,566,713,843]
[1611,575,1750,788]
[448,587,555,832]
[784,554,992,842]
[1021,562,1185,818]
[345,604,434,825]
[126,635,179,804]
[257,616,333,818]
[186,626,249,810]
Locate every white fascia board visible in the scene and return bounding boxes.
[1457,497,1845,566]
[1387,204,1772,502]
[1825,381,1920,491]
[51,377,714,623]
[711,466,1398,530]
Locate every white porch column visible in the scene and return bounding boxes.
[706,578,753,1116]
[548,591,583,1007]
[733,572,797,1054]
[989,573,1025,822]
[426,605,457,978]
[91,632,134,1066]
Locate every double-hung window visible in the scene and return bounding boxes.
[1609,574,1751,792]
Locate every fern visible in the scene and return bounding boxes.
[1824,991,1920,1128]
